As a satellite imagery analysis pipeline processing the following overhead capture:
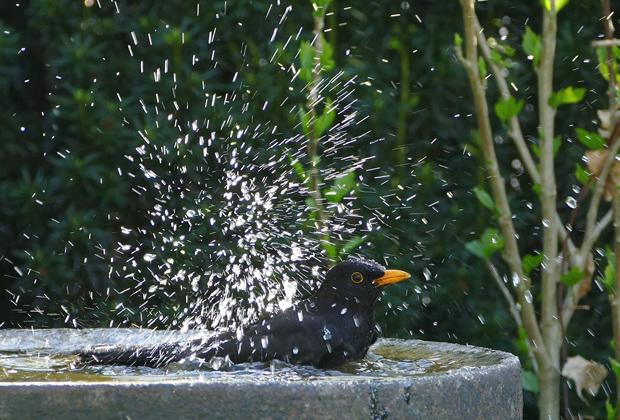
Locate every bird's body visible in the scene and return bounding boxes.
[80,259,410,368]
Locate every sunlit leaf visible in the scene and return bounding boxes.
[522,253,544,276]
[540,0,570,12]
[548,86,585,108]
[320,36,335,72]
[325,170,356,203]
[477,56,487,79]
[522,27,541,67]
[299,41,314,83]
[560,267,583,287]
[338,235,366,258]
[574,164,590,185]
[454,33,463,49]
[465,228,504,260]
[575,128,605,150]
[314,99,336,138]
[495,96,524,122]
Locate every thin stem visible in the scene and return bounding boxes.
[307,11,330,249]
[486,261,538,373]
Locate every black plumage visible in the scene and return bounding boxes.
[80,258,411,368]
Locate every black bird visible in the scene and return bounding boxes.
[80,258,411,368]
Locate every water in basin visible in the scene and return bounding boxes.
[0,329,505,383]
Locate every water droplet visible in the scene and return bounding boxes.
[565,196,577,209]
[297,311,304,322]
[340,308,348,315]
[261,336,269,349]
[292,346,299,355]
[542,218,550,228]
[512,273,521,288]
[353,316,360,327]
[323,327,332,341]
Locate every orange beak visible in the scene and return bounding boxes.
[373,269,411,286]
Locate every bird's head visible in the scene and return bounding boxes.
[317,258,411,307]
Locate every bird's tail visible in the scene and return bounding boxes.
[79,340,204,368]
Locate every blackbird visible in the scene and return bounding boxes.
[80,258,411,368]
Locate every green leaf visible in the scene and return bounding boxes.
[606,398,618,420]
[298,107,311,138]
[312,0,333,17]
[320,36,335,72]
[548,86,585,108]
[322,241,338,261]
[338,235,366,258]
[314,99,336,138]
[325,170,356,203]
[560,267,584,287]
[299,41,315,83]
[454,33,463,49]
[531,136,561,157]
[288,155,308,185]
[575,164,590,185]
[541,0,570,12]
[610,358,620,379]
[465,228,504,260]
[600,247,616,293]
[465,240,486,259]
[495,97,524,122]
[522,27,541,67]
[477,56,487,79]
[522,370,539,393]
[575,128,605,150]
[522,253,544,276]
[595,47,620,81]
[472,186,495,211]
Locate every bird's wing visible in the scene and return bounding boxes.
[205,310,344,365]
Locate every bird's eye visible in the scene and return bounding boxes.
[351,272,364,284]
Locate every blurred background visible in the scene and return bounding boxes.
[0,0,612,416]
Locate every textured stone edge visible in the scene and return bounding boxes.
[0,357,522,420]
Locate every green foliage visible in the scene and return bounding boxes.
[299,41,315,83]
[531,136,562,158]
[575,164,590,184]
[320,37,335,72]
[522,26,542,67]
[522,253,544,276]
[522,370,540,394]
[472,186,495,211]
[560,267,584,287]
[314,99,336,138]
[466,228,505,260]
[495,97,524,123]
[606,398,618,420]
[548,86,586,108]
[596,46,620,81]
[325,170,356,203]
[540,0,570,12]
[477,56,487,79]
[599,247,616,293]
[575,128,605,150]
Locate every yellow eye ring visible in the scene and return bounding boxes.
[351,272,364,284]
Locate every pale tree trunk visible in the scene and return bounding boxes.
[537,3,561,419]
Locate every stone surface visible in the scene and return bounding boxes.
[0,329,522,419]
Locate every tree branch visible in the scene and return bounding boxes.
[538,3,561,365]
[458,0,548,368]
